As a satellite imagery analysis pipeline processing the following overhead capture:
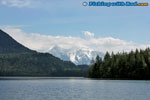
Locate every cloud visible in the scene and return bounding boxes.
[0,0,82,9]
[1,0,31,8]
[1,26,150,54]
[83,31,94,38]
[0,0,46,8]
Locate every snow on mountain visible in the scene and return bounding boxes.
[48,45,104,65]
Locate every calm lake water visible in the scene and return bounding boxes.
[0,77,150,100]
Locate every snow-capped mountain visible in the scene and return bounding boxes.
[48,46,104,65]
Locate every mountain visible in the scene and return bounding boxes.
[49,46,104,65]
[0,29,104,65]
[0,29,32,53]
[0,29,88,76]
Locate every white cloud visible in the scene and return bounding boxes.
[83,31,94,38]
[0,0,82,9]
[1,0,31,8]
[1,26,150,54]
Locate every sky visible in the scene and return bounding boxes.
[0,0,150,53]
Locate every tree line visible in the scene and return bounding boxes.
[88,48,150,79]
[0,52,88,77]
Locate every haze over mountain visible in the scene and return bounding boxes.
[0,29,88,76]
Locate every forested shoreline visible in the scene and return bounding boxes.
[0,52,88,77]
[88,48,150,79]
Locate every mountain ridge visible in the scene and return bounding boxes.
[0,29,88,77]
[0,29,33,54]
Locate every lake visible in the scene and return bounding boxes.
[0,77,150,100]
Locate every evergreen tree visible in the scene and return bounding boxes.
[88,48,150,79]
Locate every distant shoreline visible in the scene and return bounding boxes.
[1,77,150,80]
[0,76,85,80]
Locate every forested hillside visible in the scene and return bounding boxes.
[0,53,87,76]
[88,48,150,79]
[0,29,88,77]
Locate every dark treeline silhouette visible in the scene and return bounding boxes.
[88,48,150,79]
[0,52,88,77]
